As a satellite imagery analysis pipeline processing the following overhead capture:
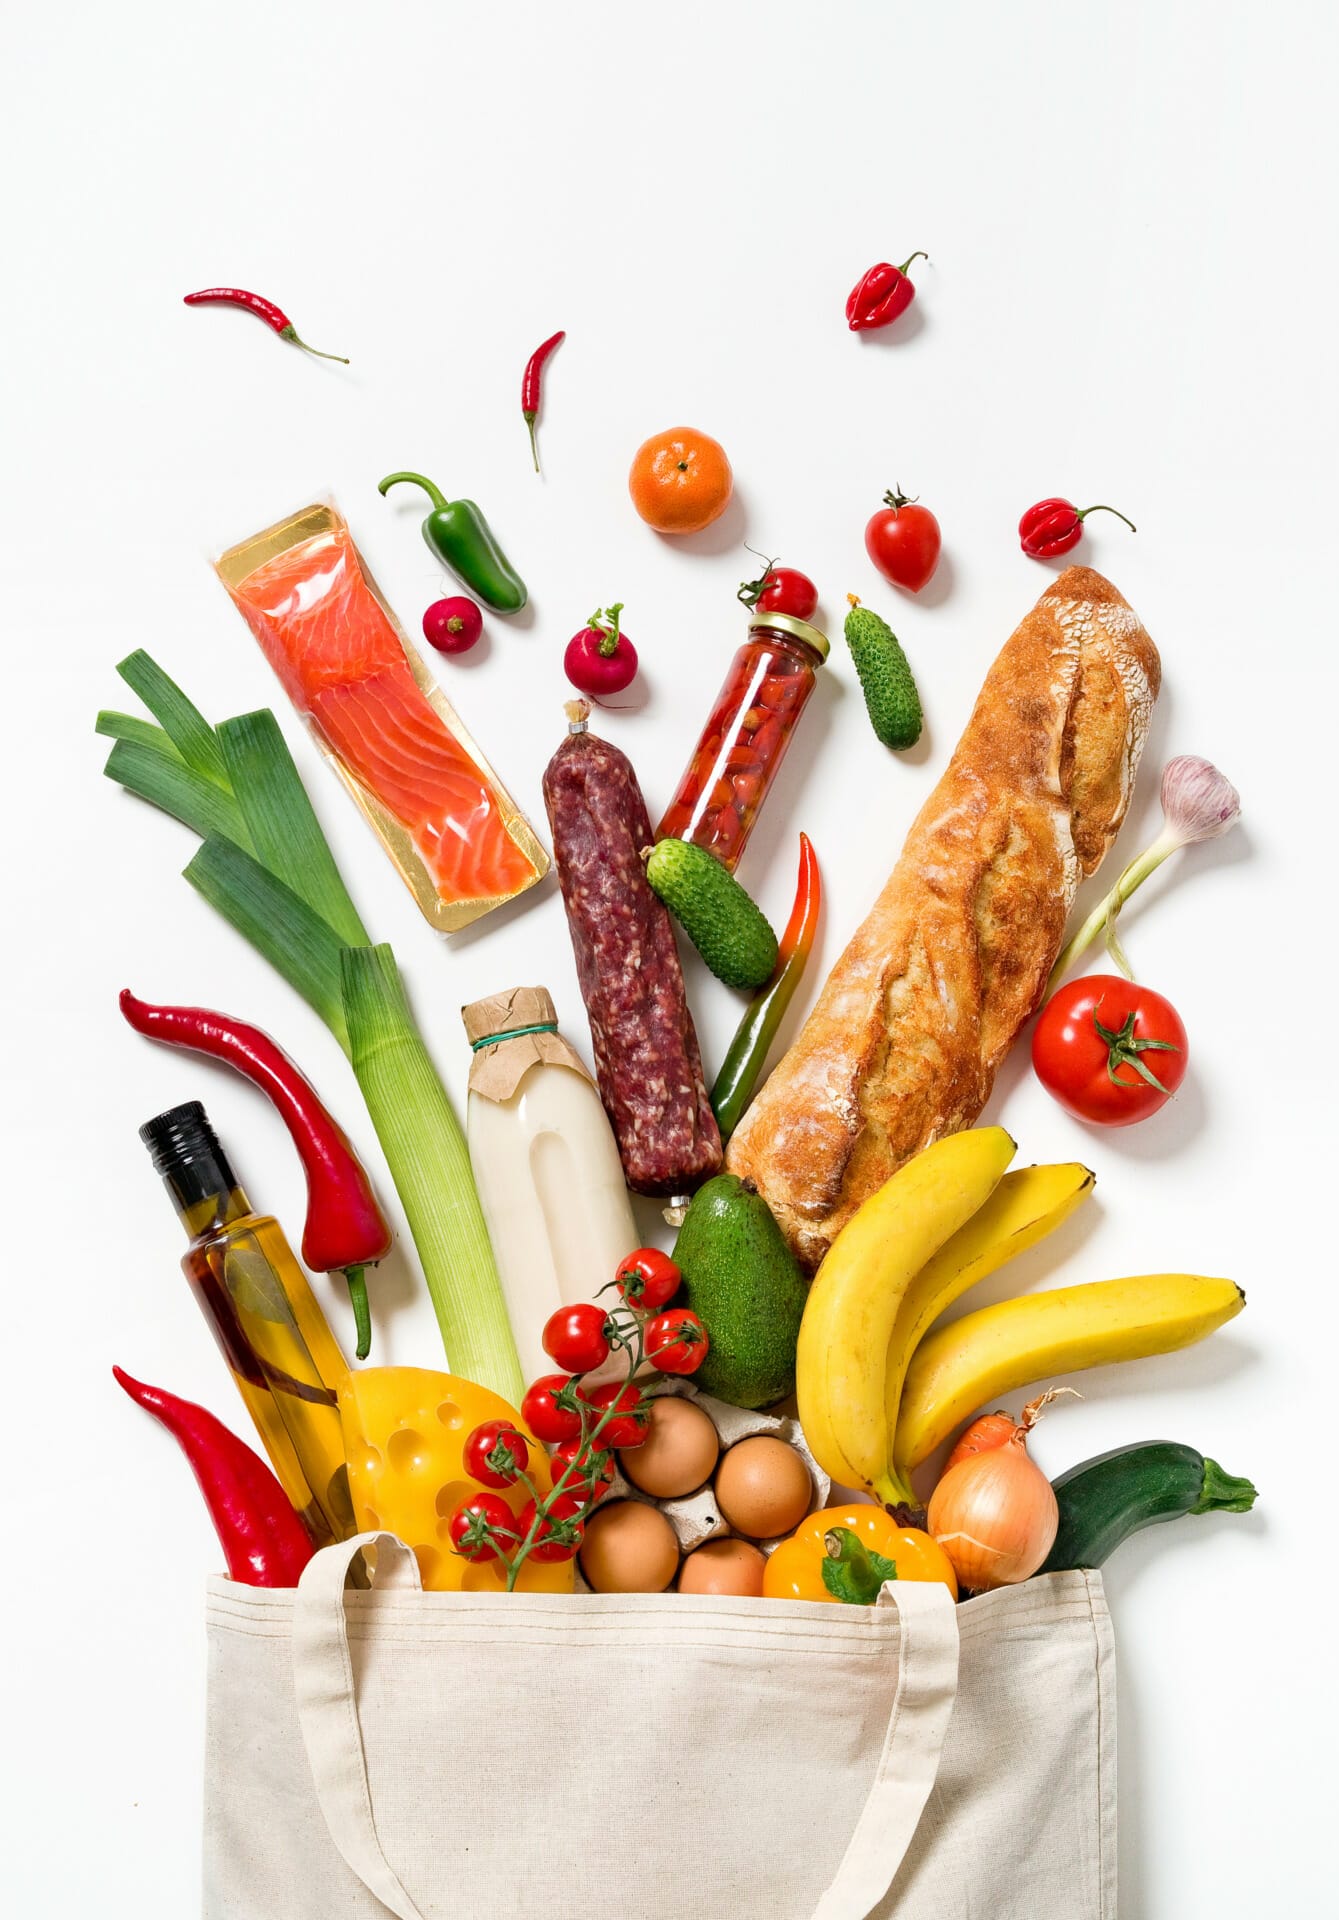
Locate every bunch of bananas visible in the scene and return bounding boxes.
[795,1128,1244,1506]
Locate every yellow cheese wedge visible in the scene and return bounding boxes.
[339,1366,572,1593]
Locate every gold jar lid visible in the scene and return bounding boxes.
[747,611,830,662]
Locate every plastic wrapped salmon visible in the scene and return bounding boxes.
[216,503,548,932]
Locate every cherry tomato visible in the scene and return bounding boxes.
[864,489,941,594]
[448,1492,518,1563]
[521,1373,583,1444]
[462,1419,530,1489]
[542,1303,612,1374]
[757,567,819,620]
[548,1438,616,1505]
[645,1308,710,1375]
[614,1248,681,1312]
[582,1380,651,1449]
[516,1492,586,1562]
[1032,975,1188,1127]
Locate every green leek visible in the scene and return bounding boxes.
[341,945,524,1405]
[101,653,525,1401]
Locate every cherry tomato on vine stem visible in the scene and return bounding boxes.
[582,1380,651,1449]
[548,1438,616,1505]
[737,553,820,621]
[645,1308,710,1375]
[542,1303,612,1374]
[1032,975,1188,1127]
[517,1493,586,1562]
[521,1373,583,1444]
[448,1492,518,1562]
[463,1419,530,1489]
[614,1247,681,1312]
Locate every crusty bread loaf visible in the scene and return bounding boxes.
[726,566,1161,1270]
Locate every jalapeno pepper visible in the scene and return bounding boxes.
[378,471,528,614]
[710,834,821,1139]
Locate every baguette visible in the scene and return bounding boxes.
[726,566,1161,1270]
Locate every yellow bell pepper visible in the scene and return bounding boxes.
[339,1367,573,1594]
[763,1504,957,1604]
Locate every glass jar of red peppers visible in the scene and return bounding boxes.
[656,614,829,869]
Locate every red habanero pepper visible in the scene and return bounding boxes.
[119,991,391,1359]
[521,329,565,472]
[1018,498,1136,558]
[113,1367,315,1587]
[845,253,929,332]
[182,288,349,363]
[710,834,821,1139]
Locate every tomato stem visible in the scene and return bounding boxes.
[1093,1006,1181,1095]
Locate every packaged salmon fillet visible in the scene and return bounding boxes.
[216,503,548,932]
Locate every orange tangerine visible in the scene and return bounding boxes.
[628,426,733,534]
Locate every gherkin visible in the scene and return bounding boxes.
[843,597,923,749]
[646,839,777,990]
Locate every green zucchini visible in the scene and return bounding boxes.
[1040,1441,1257,1574]
[646,839,778,990]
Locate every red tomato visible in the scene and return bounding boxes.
[463,1419,530,1489]
[521,1373,583,1444]
[548,1438,616,1505]
[865,490,941,593]
[757,567,819,620]
[448,1492,518,1562]
[516,1493,586,1563]
[645,1308,710,1375]
[1032,975,1188,1127]
[542,1303,612,1374]
[614,1248,681,1312]
[581,1380,651,1449]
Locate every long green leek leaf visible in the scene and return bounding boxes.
[341,944,524,1405]
[95,712,187,761]
[116,651,230,789]
[185,836,349,1048]
[105,739,253,849]
[216,711,368,949]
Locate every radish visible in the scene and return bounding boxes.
[564,602,638,697]
[423,596,483,655]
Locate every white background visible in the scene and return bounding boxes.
[5,2,1336,1911]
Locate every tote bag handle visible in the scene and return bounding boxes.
[293,1532,960,1920]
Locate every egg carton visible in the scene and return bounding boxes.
[582,1378,831,1567]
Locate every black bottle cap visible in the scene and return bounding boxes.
[139,1100,239,1210]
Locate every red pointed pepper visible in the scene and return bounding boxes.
[1018,498,1136,558]
[119,991,391,1358]
[114,1367,315,1587]
[845,253,929,332]
[182,288,349,363]
[710,834,821,1138]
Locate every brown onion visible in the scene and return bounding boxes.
[927,1429,1058,1592]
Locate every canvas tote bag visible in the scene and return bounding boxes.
[203,1531,1117,1919]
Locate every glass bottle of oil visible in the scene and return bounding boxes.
[139,1100,355,1547]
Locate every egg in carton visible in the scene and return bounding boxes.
[600,1377,831,1555]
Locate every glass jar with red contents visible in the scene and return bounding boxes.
[656,613,828,869]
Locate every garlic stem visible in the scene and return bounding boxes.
[1048,826,1180,993]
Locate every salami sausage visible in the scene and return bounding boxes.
[543,705,722,1196]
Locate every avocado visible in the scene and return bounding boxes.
[843,599,922,749]
[646,840,778,990]
[672,1175,807,1408]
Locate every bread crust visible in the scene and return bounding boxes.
[725,567,1161,1270]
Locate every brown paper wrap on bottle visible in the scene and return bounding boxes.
[463,987,596,1102]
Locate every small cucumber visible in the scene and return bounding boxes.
[646,840,778,990]
[843,596,922,749]
[1040,1441,1257,1574]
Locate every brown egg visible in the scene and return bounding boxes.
[620,1395,720,1498]
[678,1538,766,1597]
[579,1501,680,1594]
[714,1436,813,1539]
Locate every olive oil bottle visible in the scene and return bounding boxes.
[140,1101,355,1546]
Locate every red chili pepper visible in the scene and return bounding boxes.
[521,329,565,472]
[119,991,391,1358]
[1018,498,1136,558]
[114,1366,315,1586]
[845,253,928,332]
[182,288,349,364]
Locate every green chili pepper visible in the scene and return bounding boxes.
[377,472,528,614]
[710,834,821,1140]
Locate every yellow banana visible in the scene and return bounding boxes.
[796,1127,1016,1505]
[883,1162,1095,1465]
[894,1272,1245,1472]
